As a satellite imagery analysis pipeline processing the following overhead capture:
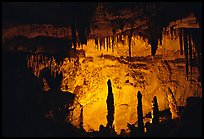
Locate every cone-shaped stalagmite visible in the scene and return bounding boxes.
[137,91,144,136]
[151,96,159,126]
[106,79,114,129]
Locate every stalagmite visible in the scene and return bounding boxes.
[106,79,114,129]
[151,96,159,126]
[137,91,144,136]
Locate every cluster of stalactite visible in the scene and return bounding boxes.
[26,54,62,78]
[138,23,201,80]
[71,4,93,52]
[93,24,201,81]
[95,35,117,52]
[178,28,201,80]
[71,24,90,52]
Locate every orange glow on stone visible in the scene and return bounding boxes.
[26,35,202,134]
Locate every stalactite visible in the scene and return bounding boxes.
[99,38,102,50]
[27,56,29,68]
[188,30,193,75]
[192,37,197,66]
[106,37,109,52]
[108,36,111,48]
[102,37,105,49]
[95,38,98,48]
[163,27,167,36]
[128,18,134,62]
[112,36,114,53]
[170,26,173,40]
[179,28,183,55]
[191,30,198,66]
[125,35,128,46]
[158,31,162,46]
[173,28,177,40]
[43,56,46,67]
[97,38,100,50]
[117,35,119,46]
[128,33,132,61]
[71,23,77,52]
[183,28,189,79]
[150,37,158,57]
[195,29,202,81]
[105,37,107,50]
[87,25,91,38]
[119,34,122,44]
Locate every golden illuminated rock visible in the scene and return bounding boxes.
[23,35,201,134]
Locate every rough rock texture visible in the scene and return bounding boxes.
[63,37,201,133]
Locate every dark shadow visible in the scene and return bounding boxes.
[137,91,144,136]
[106,79,114,129]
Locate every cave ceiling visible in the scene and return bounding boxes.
[2,2,202,38]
